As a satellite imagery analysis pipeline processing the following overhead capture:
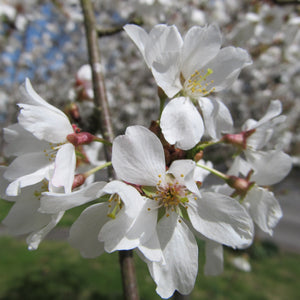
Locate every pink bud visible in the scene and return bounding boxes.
[227,175,255,198]
[67,132,95,146]
[72,174,86,190]
[222,129,256,149]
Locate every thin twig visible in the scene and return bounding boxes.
[80,1,140,300]
[80,0,114,158]
[97,17,143,37]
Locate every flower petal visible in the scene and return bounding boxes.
[181,24,222,79]
[148,212,198,298]
[204,240,224,276]
[168,159,196,185]
[51,143,76,193]
[160,97,204,150]
[138,231,164,263]
[151,51,182,98]
[145,25,182,66]
[99,208,138,252]
[68,203,108,258]
[3,123,50,157]
[2,197,52,236]
[27,211,64,250]
[123,24,149,64]
[18,103,74,143]
[112,126,165,186]
[22,78,69,118]
[40,181,106,213]
[198,97,233,140]
[202,46,252,92]
[244,186,282,235]
[188,192,254,248]
[245,149,292,185]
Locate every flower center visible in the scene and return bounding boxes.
[184,68,215,97]
[150,174,190,216]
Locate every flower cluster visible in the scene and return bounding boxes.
[0,24,292,299]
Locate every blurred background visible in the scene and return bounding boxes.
[0,0,299,299]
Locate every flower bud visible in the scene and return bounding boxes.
[222,129,256,149]
[67,132,95,146]
[194,151,204,162]
[227,175,255,198]
[72,174,86,190]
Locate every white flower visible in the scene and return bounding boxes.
[3,78,76,195]
[112,125,253,298]
[124,23,251,99]
[226,100,292,185]
[124,24,240,149]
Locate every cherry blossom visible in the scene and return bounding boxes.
[4,78,77,195]
[112,125,253,297]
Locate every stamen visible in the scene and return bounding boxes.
[185,68,215,97]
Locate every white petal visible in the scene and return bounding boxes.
[151,51,182,98]
[124,197,158,243]
[228,156,252,177]
[148,212,198,298]
[40,181,106,213]
[202,46,252,92]
[5,166,50,196]
[68,203,108,258]
[4,152,51,181]
[3,123,50,157]
[168,159,196,186]
[99,208,138,252]
[123,24,149,64]
[51,143,76,193]
[23,78,68,118]
[18,103,74,143]
[112,126,165,186]
[181,24,222,79]
[198,97,233,140]
[249,100,282,129]
[145,24,182,67]
[244,186,282,235]
[188,192,254,248]
[245,149,292,185]
[160,97,204,150]
[204,240,224,276]
[2,197,52,236]
[138,231,164,263]
[4,153,52,196]
[27,211,64,250]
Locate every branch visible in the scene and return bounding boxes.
[80,1,140,300]
[80,0,114,158]
[97,17,143,38]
